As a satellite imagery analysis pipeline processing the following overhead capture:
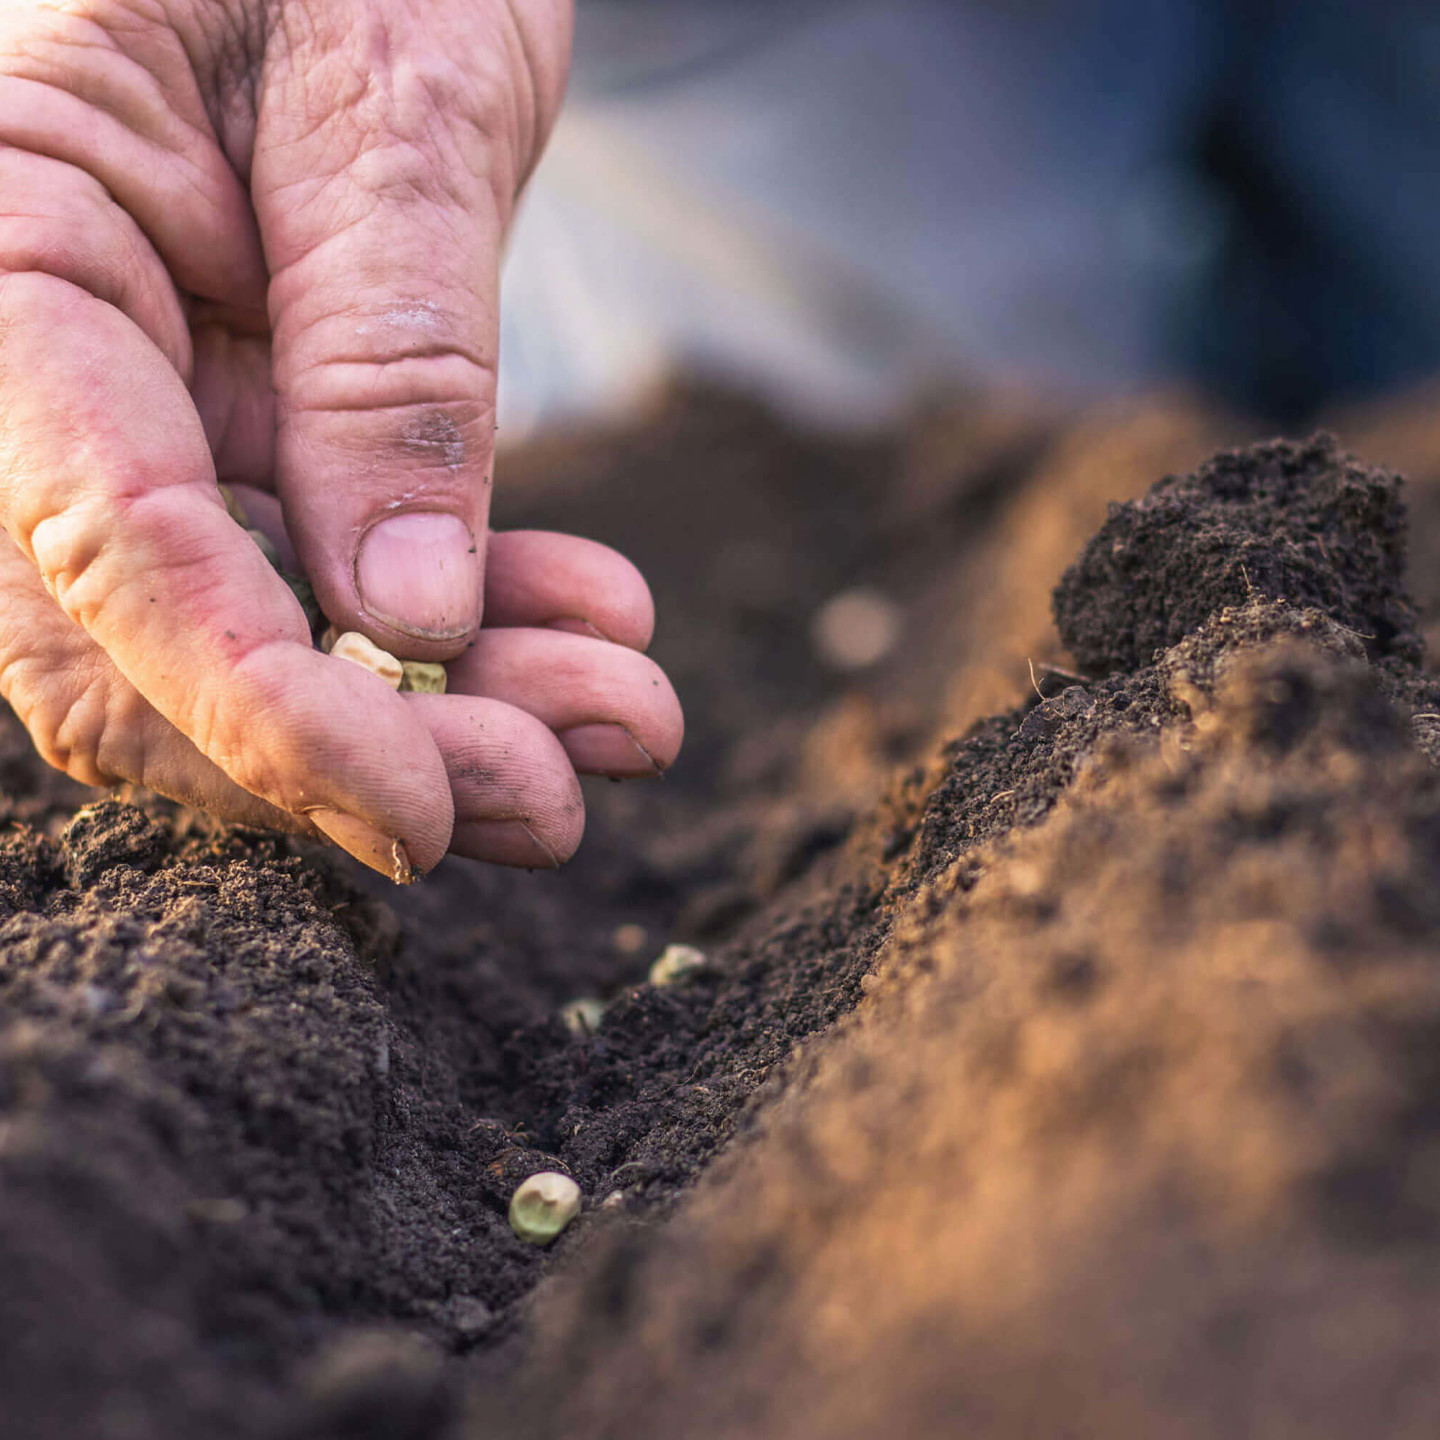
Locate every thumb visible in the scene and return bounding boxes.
[254,3,565,657]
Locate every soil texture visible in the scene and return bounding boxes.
[8,388,1440,1438]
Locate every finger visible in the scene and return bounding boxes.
[254,8,535,661]
[0,148,191,376]
[223,486,299,573]
[404,694,585,867]
[0,531,303,831]
[0,271,456,878]
[204,514,659,656]
[446,629,683,777]
[0,4,267,308]
[484,531,656,650]
[190,325,277,489]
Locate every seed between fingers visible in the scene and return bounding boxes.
[330,631,403,689]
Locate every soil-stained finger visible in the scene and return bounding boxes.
[404,692,586,864]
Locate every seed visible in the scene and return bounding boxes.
[399,661,447,695]
[217,482,249,527]
[559,997,605,1037]
[330,632,403,689]
[648,943,707,987]
[508,1172,581,1245]
[320,625,339,654]
[246,527,282,571]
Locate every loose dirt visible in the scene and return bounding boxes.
[8,389,1440,1439]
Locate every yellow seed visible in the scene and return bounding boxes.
[399,661,448,695]
[649,943,708,987]
[217,482,249,527]
[508,1172,581,1245]
[330,632,403,689]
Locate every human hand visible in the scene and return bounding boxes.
[0,0,682,880]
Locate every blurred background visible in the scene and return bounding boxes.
[497,0,1440,442]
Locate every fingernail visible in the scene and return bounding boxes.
[308,807,414,884]
[558,723,663,778]
[457,818,561,869]
[355,511,479,640]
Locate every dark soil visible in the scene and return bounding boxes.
[1054,433,1421,675]
[10,389,1440,1438]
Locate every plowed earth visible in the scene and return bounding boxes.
[8,388,1440,1439]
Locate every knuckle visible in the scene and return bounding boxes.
[28,488,188,631]
[286,346,497,414]
[8,656,130,788]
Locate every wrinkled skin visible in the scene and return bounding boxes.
[0,0,683,879]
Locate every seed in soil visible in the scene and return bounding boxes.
[217,482,248,527]
[330,632,404,689]
[508,1172,582,1246]
[399,661,448,695]
[649,943,708,987]
[559,997,606,1036]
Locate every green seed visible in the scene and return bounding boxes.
[399,661,448,695]
[508,1172,581,1246]
[649,943,707,987]
[330,631,404,689]
[559,997,605,1037]
[247,527,283,571]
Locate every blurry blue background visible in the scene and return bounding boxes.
[498,0,1440,436]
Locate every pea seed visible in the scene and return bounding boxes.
[508,1172,581,1246]
[649,943,707,987]
[217,483,249,527]
[399,661,447,695]
[330,632,404,689]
